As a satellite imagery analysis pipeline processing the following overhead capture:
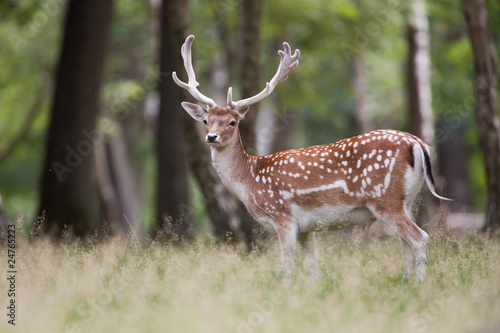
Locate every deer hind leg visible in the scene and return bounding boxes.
[298,232,319,280]
[414,229,429,283]
[401,239,415,279]
[276,222,299,278]
[373,208,429,282]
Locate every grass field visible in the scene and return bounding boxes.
[1,222,500,333]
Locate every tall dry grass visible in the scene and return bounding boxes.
[1,219,499,333]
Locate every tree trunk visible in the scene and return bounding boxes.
[464,0,500,232]
[230,0,267,245]
[269,111,295,154]
[95,133,144,238]
[238,0,263,155]
[437,124,474,212]
[259,94,296,156]
[407,0,434,145]
[407,0,439,228]
[37,0,113,239]
[94,139,125,236]
[259,40,296,156]
[183,121,248,244]
[351,54,373,134]
[105,9,148,240]
[155,0,193,241]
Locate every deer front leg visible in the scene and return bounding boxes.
[276,223,298,278]
[298,232,319,280]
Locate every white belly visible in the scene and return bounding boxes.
[291,204,374,232]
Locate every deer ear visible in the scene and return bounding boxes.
[236,106,250,119]
[181,102,207,122]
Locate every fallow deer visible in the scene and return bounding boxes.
[173,35,451,282]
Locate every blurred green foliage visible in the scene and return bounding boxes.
[0,0,498,226]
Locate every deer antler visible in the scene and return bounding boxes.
[172,35,217,108]
[227,42,300,111]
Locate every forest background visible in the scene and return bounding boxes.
[0,0,499,244]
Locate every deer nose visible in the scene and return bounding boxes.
[206,134,218,142]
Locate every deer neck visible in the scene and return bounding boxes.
[210,130,257,202]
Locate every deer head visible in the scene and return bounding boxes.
[173,35,300,148]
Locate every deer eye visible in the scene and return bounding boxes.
[229,120,236,127]
[203,119,208,125]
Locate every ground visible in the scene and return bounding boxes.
[1,223,499,333]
